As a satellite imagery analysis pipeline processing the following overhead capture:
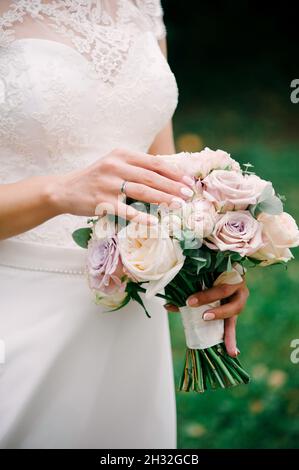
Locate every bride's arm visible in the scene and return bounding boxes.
[0,176,62,240]
[148,120,176,155]
[148,38,176,156]
[0,148,194,240]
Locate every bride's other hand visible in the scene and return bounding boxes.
[52,147,193,223]
[164,280,249,357]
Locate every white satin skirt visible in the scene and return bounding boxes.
[0,240,176,449]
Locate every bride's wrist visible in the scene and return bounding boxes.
[43,174,70,216]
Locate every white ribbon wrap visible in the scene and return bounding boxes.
[179,266,244,350]
[180,301,223,349]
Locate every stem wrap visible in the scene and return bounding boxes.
[180,302,224,349]
[179,265,244,350]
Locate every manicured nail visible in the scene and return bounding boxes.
[180,187,194,198]
[203,312,215,321]
[187,297,198,306]
[182,175,195,187]
[236,348,241,355]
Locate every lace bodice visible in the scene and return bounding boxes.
[0,0,178,247]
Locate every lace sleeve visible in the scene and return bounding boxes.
[138,0,167,40]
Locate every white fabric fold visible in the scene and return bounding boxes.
[179,266,244,350]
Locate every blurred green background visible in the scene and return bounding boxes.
[162,0,299,449]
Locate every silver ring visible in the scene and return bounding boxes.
[120,180,128,195]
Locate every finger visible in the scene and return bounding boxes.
[124,181,183,206]
[96,199,158,225]
[128,152,186,183]
[187,283,242,307]
[164,304,179,312]
[202,289,247,320]
[120,164,193,200]
[224,316,239,357]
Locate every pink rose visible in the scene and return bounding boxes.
[205,210,264,256]
[246,174,275,198]
[194,147,241,178]
[87,237,126,295]
[258,212,299,248]
[156,147,240,179]
[250,212,299,266]
[203,170,260,211]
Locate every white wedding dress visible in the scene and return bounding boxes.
[0,0,178,449]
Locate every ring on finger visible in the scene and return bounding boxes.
[120,180,129,196]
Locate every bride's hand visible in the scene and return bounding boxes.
[51,147,194,223]
[164,280,249,357]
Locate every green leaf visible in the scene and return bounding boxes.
[226,255,232,272]
[215,251,226,269]
[107,293,131,312]
[72,227,92,248]
[256,196,283,215]
[126,282,151,318]
[249,184,283,217]
[179,230,202,251]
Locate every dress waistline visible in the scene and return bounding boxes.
[0,240,86,275]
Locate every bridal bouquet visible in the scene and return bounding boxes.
[73,148,299,393]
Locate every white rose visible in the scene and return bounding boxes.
[118,222,185,298]
[160,213,182,237]
[94,291,128,309]
[214,266,244,287]
[251,212,299,266]
[183,199,217,238]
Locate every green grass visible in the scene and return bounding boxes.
[170,99,299,448]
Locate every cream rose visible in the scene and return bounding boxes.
[259,212,299,248]
[184,199,217,238]
[250,212,299,265]
[94,291,128,309]
[214,265,244,286]
[160,213,182,237]
[118,222,185,298]
[205,210,264,256]
[203,170,261,211]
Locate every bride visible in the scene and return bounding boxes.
[0,0,249,449]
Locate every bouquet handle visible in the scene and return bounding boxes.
[180,302,223,350]
[178,266,250,393]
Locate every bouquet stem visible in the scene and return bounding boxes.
[179,343,250,393]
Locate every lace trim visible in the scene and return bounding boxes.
[0,0,166,84]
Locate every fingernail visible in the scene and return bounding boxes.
[171,197,185,208]
[203,312,215,321]
[236,348,241,355]
[187,297,198,306]
[182,175,195,187]
[180,187,194,198]
[164,304,172,309]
